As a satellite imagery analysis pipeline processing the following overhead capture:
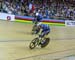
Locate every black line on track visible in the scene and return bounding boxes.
[54,54,75,60]
[16,48,75,60]
[0,38,75,60]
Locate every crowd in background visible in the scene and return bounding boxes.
[0,0,75,20]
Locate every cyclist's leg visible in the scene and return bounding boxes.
[33,22,42,34]
[39,30,50,38]
[32,22,38,34]
[39,30,50,44]
[32,22,37,31]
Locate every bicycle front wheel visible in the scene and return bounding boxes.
[29,38,39,49]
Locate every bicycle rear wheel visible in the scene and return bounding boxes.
[41,38,50,48]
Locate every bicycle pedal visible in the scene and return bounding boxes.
[37,42,41,46]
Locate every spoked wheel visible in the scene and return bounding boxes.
[29,38,39,49]
[41,38,50,48]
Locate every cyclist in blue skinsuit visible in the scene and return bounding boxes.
[36,23,50,38]
[32,13,43,34]
[33,12,43,24]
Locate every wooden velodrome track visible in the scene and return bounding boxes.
[0,20,75,60]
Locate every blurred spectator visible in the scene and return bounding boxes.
[0,0,75,20]
[0,0,3,12]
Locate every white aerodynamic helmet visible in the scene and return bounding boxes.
[36,13,39,16]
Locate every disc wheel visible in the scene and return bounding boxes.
[41,38,50,48]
